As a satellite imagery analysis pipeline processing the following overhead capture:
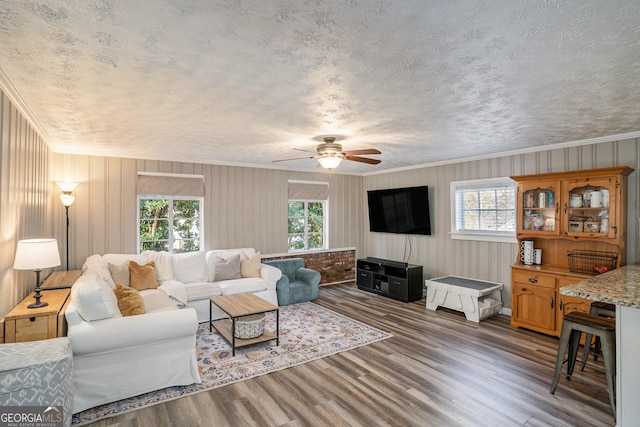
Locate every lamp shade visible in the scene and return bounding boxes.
[13,239,61,270]
[60,194,76,207]
[56,182,78,193]
[317,156,343,170]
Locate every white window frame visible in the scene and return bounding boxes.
[137,195,204,253]
[450,177,517,243]
[287,199,329,252]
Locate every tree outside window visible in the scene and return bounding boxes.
[288,200,326,251]
[138,197,202,253]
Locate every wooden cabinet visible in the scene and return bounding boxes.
[3,288,71,343]
[510,166,633,336]
[511,267,592,336]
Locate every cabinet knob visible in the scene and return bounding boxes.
[528,278,538,284]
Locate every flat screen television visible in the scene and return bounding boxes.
[367,186,431,235]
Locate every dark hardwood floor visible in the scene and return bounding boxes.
[95,282,614,426]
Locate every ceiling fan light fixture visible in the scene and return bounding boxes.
[318,156,343,170]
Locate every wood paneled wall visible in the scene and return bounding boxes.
[50,156,366,271]
[0,90,54,318]
[363,138,640,309]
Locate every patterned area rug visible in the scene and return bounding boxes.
[72,302,392,425]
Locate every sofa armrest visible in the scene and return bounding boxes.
[259,263,282,288]
[295,267,321,286]
[67,307,198,356]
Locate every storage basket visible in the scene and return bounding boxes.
[234,313,265,339]
[567,250,617,275]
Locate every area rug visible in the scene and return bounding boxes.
[72,302,392,425]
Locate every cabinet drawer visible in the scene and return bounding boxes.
[512,270,556,289]
[15,316,49,342]
[357,270,374,289]
[388,277,407,299]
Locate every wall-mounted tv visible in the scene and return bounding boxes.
[367,185,431,235]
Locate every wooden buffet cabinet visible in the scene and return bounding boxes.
[510,166,633,336]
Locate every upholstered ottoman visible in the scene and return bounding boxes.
[0,337,74,427]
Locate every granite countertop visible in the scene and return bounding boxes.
[560,263,640,308]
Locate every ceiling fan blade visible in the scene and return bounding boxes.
[341,148,381,156]
[345,155,381,165]
[292,148,316,153]
[272,155,317,163]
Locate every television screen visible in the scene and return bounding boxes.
[367,186,431,235]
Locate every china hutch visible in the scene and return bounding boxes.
[510,166,633,336]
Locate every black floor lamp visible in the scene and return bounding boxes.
[56,182,78,271]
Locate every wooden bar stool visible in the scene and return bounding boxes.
[580,302,616,370]
[550,311,616,419]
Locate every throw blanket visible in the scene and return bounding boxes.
[158,280,188,307]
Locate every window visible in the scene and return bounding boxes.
[138,196,203,253]
[450,177,517,243]
[287,180,329,252]
[288,200,327,251]
[136,172,205,254]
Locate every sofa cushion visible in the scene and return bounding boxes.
[212,254,241,281]
[142,250,175,282]
[71,273,122,321]
[103,253,149,267]
[130,261,160,291]
[172,251,207,283]
[183,281,222,301]
[114,284,145,316]
[217,277,268,295]
[240,251,261,278]
[139,289,180,313]
[108,261,130,286]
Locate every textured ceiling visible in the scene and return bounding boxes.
[1,0,639,174]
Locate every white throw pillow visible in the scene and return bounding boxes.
[82,254,116,288]
[171,251,207,283]
[71,273,122,321]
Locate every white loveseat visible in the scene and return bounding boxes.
[66,248,281,413]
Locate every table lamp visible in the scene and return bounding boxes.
[13,239,62,308]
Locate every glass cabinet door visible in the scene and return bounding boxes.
[517,181,559,235]
[563,177,616,238]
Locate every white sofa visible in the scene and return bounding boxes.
[66,248,281,413]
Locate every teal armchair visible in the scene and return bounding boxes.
[263,258,321,306]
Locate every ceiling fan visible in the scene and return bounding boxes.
[273,137,381,170]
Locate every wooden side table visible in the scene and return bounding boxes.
[41,269,82,289]
[4,288,71,343]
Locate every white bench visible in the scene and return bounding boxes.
[425,275,503,322]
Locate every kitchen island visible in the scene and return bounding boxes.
[560,263,640,425]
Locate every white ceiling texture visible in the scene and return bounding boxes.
[1,0,639,174]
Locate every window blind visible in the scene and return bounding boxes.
[137,173,205,197]
[288,181,329,200]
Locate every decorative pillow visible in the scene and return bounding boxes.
[129,261,160,291]
[241,251,261,278]
[71,273,121,321]
[108,261,130,286]
[113,284,145,316]
[212,254,241,281]
[82,254,116,288]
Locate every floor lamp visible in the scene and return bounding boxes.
[56,182,78,271]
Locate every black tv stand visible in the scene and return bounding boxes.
[357,257,423,302]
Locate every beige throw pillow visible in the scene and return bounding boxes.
[129,261,159,291]
[114,284,145,316]
[241,251,261,278]
[108,261,130,286]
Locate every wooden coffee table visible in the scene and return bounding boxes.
[209,293,279,356]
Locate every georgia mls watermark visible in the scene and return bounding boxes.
[0,406,63,427]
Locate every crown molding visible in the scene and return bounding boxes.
[0,66,51,145]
